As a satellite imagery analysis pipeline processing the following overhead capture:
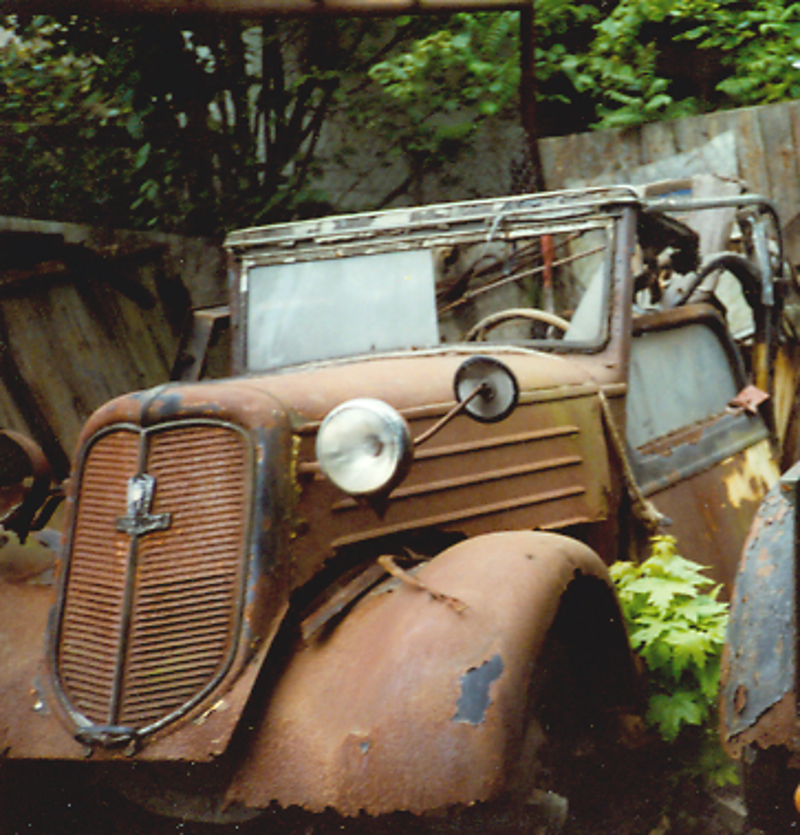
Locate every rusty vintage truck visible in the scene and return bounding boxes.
[1,184,797,831]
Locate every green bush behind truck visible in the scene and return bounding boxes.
[1,184,797,830]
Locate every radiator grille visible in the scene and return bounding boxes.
[56,423,250,733]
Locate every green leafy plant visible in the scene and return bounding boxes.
[610,535,739,829]
[365,11,521,191]
[610,536,728,744]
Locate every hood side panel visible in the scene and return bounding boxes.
[292,392,610,581]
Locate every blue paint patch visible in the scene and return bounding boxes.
[453,654,504,725]
[723,478,797,738]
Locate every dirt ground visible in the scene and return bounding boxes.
[0,746,751,835]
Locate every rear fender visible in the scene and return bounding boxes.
[224,530,637,816]
[721,462,800,758]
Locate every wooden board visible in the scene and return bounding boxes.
[0,218,225,476]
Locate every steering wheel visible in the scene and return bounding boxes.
[464,308,571,341]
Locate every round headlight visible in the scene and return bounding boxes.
[316,399,412,497]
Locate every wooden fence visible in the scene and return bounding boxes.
[0,217,225,476]
[539,99,800,261]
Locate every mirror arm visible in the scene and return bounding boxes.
[413,384,489,447]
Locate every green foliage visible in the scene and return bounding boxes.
[679,0,800,106]
[610,536,728,743]
[7,2,800,233]
[611,537,738,792]
[370,14,520,119]
[0,15,420,234]
[365,12,520,180]
[551,0,800,129]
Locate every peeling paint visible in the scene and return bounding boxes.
[453,654,504,725]
[722,479,796,744]
[723,440,779,509]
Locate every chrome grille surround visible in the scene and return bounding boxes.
[53,420,252,742]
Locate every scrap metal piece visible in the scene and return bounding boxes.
[729,385,770,415]
[300,560,388,641]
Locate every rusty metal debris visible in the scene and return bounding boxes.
[729,384,770,415]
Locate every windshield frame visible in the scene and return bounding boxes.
[226,188,639,374]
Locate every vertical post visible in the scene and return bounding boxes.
[518,1,544,192]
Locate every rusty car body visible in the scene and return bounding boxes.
[1,184,795,829]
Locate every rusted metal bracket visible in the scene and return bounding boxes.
[299,560,388,642]
[170,305,230,382]
[598,389,669,535]
[378,555,467,613]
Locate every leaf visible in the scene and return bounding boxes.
[663,626,711,678]
[695,656,722,700]
[644,92,673,112]
[647,690,706,742]
[672,593,727,625]
[624,575,693,609]
[134,142,150,170]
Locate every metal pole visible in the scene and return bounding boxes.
[519,1,544,191]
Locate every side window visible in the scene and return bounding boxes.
[626,319,740,450]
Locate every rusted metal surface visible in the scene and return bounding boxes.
[223,531,634,816]
[635,438,778,592]
[626,302,780,589]
[3,378,298,762]
[0,188,790,824]
[721,464,799,756]
[0,429,59,541]
[57,425,250,737]
[294,383,612,560]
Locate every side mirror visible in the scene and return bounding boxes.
[0,430,61,543]
[453,356,519,423]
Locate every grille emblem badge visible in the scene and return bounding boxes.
[116,473,172,537]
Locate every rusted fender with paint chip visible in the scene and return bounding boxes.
[721,462,800,759]
[223,530,637,817]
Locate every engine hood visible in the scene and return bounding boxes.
[258,347,600,425]
[80,347,601,440]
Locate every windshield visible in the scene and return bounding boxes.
[244,221,613,372]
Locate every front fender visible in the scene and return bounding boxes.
[224,530,636,816]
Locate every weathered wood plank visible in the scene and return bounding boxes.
[538,99,800,207]
[0,219,225,465]
[639,121,678,168]
[759,101,800,226]
[730,106,770,195]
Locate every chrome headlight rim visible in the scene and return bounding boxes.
[315,398,413,497]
